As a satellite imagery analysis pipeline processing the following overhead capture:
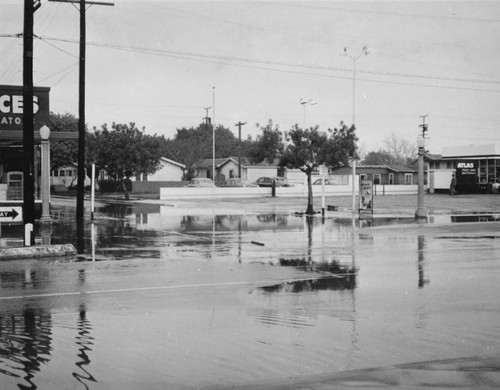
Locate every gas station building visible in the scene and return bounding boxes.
[0,84,76,205]
[427,144,500,193]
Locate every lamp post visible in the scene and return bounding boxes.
[300,98,317,128]
[39,124,51,224]
[415,135,426,219]
[343,45,372,214]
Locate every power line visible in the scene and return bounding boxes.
[36,35,500,89]
[262,1,500,24]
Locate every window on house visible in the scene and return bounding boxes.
[229,170,234,179]
[389,173,394,185]
[405,173,413,184]
[373,174,381,185]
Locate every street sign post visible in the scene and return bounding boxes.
[0,207,23,222]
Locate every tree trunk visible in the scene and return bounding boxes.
[306,171,314,215]
[121,178,130,200]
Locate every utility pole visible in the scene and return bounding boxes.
[415,115,428,219]
[23,0,41,245]
[419,114,428,139]
[203,107,212,130]
[235,121,246,178]
[49,0,114,222]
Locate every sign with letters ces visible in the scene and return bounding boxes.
[0,84,50,131]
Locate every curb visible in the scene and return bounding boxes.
[0,244,77,260]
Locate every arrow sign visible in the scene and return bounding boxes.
[0,207,22,222]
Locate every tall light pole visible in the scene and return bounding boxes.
[39,125,51,224]
[343,46,372,214]
[203,106,212,178]
[300,98,317,128]
[212,87,216,183]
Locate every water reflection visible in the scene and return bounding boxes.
[50,203,365,265]
[417,235,430,288]
[73,305,97,389]
[0,308,53,389]
[0,305,96,390]
[259,258,357,294]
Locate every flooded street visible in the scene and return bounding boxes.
[1,200,500,389]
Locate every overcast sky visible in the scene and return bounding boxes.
[1,0,500,155]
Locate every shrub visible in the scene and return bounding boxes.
[98,179,132,193]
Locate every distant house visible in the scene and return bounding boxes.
[193,157,285,184]
[135,157,186,182]
[51,164,91,188]
[332,164,418,185]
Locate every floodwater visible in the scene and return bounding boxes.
[1,202,500,389]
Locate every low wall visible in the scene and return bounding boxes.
[132,181,188,194]
[373,184,420,195]
[160,183,419,200]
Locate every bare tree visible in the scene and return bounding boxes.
[382,132,417,165]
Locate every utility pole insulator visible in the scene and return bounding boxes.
[419,115,429,139]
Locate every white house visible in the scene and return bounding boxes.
[193,157,285,184]
[135,157,186,181]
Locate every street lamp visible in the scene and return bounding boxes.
[39,124,51,224]
[300,98,317,128]
[415,135,427,219]
[343,45,372,214]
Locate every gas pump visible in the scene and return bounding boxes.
[6,171,23,200]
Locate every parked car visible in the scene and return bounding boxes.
[222,178,258,187]
[312,177,337,185]
[185,178,215,187]
[255,176,290,187]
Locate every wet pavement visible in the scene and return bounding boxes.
[0,193,500,389]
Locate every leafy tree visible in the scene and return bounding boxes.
[362,150,396,165]
[165,123,243,180]
[87,122,166,199]
[280,125,328,215]
[214,125,240,158]
[248,119,284,164]
[324,122,358,170]
[281,122,357,215]
[47,112,79,171]
[165,125,212,180]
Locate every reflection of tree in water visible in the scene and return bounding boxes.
[73,306,97,389]
[0,308,52,389]
[259,258,357,293]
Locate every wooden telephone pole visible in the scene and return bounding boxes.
[49,0,114,221]
[235,121,246,178]
[22,0,38,245]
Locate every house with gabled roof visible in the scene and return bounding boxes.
[134,157,186,182]
[193,156,285,185]
[332,164,418,185]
